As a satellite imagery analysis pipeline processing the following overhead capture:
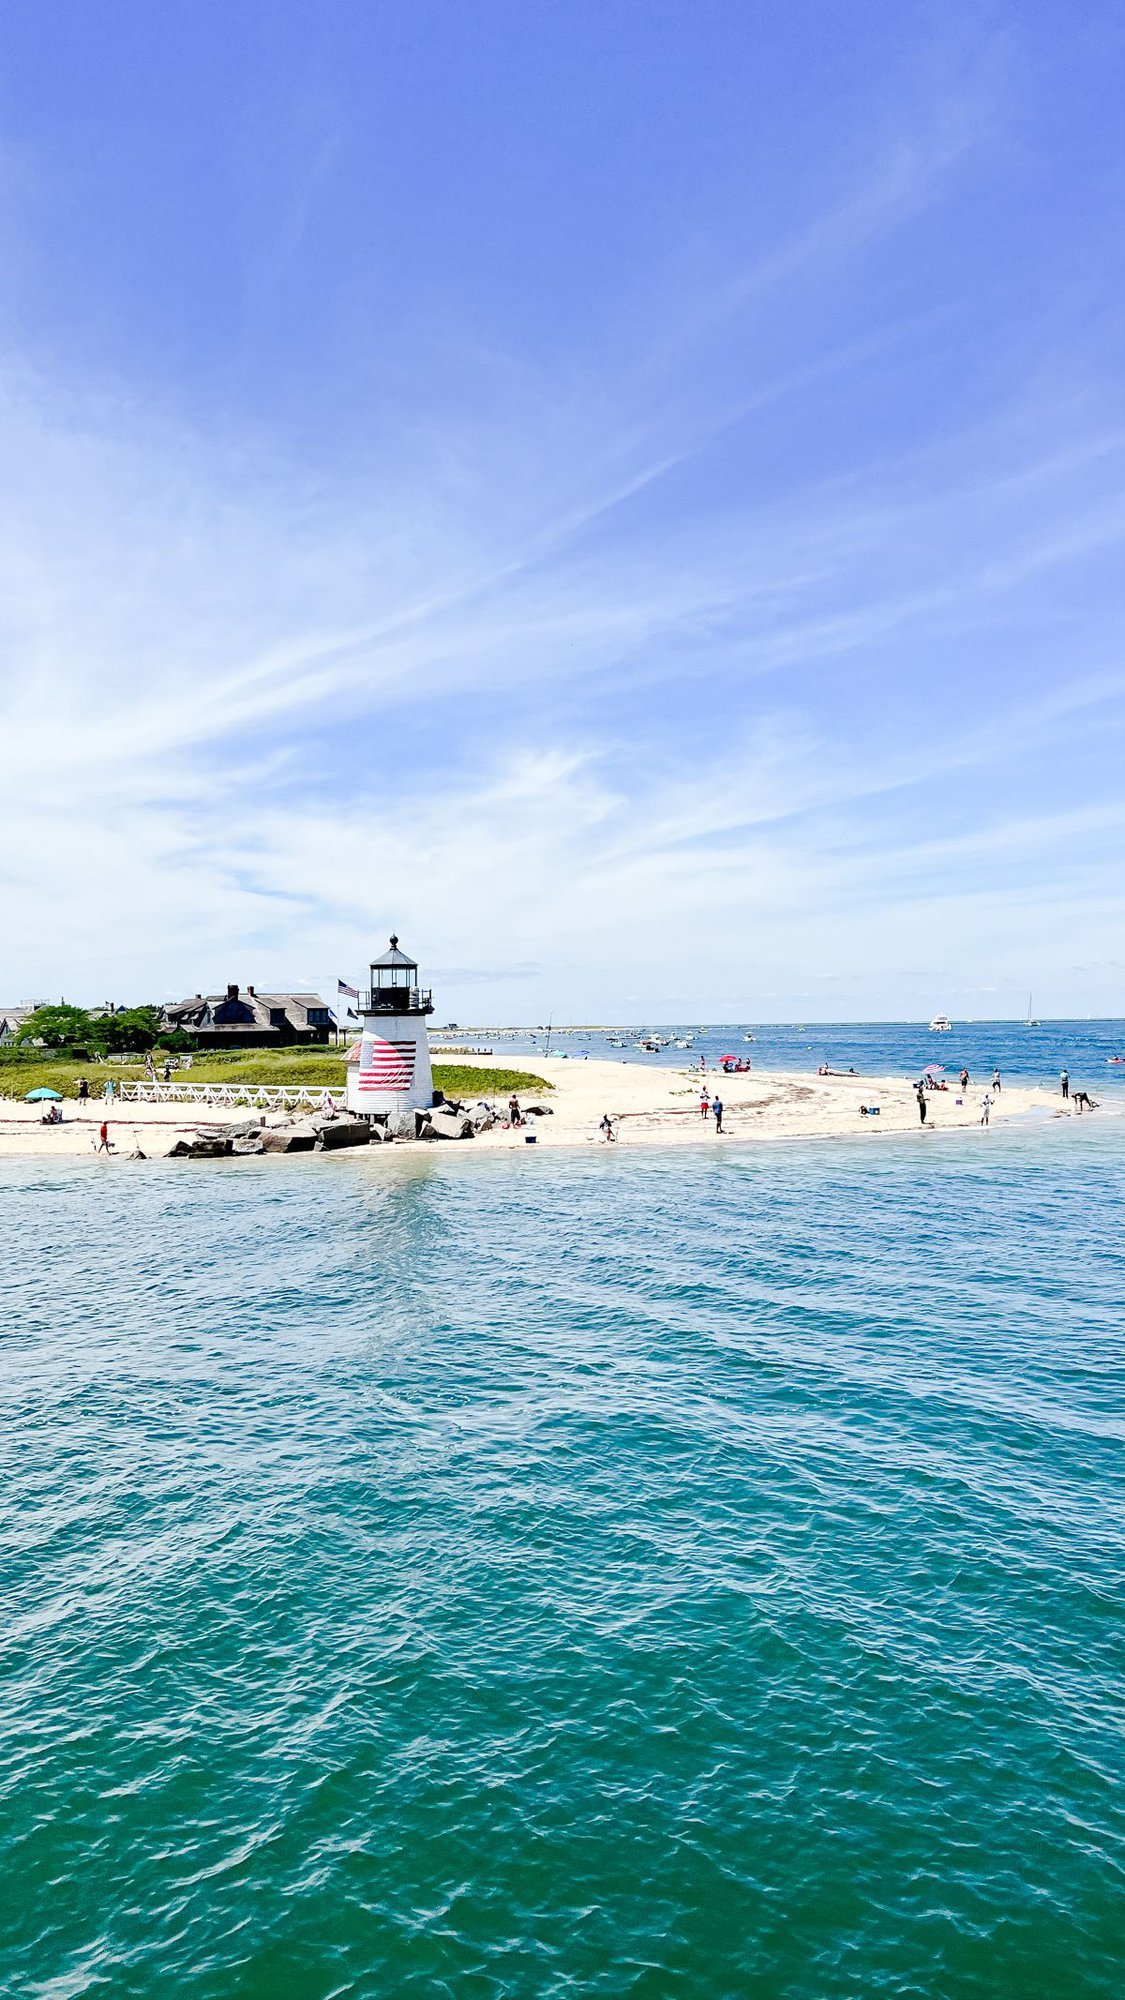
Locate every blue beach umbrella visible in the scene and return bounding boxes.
[25,1087,63,1101]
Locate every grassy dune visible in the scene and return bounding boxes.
[0,1049,550,1101]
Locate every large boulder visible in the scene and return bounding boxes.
[231,1134,265,1155]
[169,1136,232,1159]
[315,1119,372,1151]
[261,1124,317,1153]
[386,1110,417,1141]
[427,1108,474,1140]
[472,1105,497,1132]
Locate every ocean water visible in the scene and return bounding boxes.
[2,1127,1123,1998]
[473,1017,1125,1098]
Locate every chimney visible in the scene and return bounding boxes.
[227,983,239,1001]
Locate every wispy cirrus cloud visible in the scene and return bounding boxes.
[1,25,1122,1020]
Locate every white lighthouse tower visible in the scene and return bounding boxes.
[346,935,435,1120]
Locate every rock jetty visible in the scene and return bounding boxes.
[166,1099,535,1160]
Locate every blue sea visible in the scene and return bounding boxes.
[465,1017,1125,1099]
[2,1114,1123,1996]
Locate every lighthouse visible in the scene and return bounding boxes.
[346,935,435,1119]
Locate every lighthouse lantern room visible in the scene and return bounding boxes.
[347,935,435,1118]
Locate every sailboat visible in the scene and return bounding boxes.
[1025,992,1040,1028]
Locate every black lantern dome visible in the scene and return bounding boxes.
[363,935,433,1015]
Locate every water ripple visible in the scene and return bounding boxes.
[1,1128,1123,1997]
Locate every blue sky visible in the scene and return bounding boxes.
[1,0,1122,1020]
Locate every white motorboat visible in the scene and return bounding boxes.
[929,1014,953,1032]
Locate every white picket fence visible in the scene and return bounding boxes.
[120,1080,346,1111]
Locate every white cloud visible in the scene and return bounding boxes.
[1,97,1123,1021]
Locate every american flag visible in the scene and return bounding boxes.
[356,1036,417,1092]
[337,977,360,999]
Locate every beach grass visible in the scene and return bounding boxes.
[0,1049,550,1100]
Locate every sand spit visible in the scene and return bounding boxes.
[0,1056,1082,1162]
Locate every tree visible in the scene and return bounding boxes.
[14,1001,168,1056]
[93,1006,163,1054]
[15,1003,94,1052]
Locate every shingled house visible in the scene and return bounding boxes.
[161,984,334,1049]
[0,1006,37,1046]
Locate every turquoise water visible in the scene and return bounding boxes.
[2,1128,1123,1998]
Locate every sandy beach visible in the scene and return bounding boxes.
[0,1057,1076,1160]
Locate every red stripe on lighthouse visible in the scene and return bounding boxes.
[357,1038,417,1091]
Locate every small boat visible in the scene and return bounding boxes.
[929,1014,953,1033]
[1024,991,1040,1027]
[743,1032,755,1042]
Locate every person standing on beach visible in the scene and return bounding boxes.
[712,1095,724,1134]
[980,1092,992,1127]
[77,1077,89,1102]
[916,1082,927,1126]
[599,1113,616,1142]
[700,1090,710,1120]
[960,1067,969,1093]
[96,1120,110,1154]
[1060,1068,1069,1099]
[992,1068,1002,1093]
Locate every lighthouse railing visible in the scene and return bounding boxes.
[360,985,433,1013]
